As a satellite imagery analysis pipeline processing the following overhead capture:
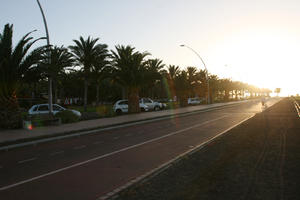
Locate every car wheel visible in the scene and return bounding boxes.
[116,109,122,115]
[141,108,145,112]
[154,106,160,111]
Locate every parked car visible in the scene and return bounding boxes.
[139,98,166,111]
[188,97,202,105]
[28,104,81,117]
[113,100,149,114]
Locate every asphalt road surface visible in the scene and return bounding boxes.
[0,98,279,200]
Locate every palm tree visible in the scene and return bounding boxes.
[174,71,189,106]
[186,66,198,97]
[195,69,208,100]
[69,36,106,111]
[167,65,180,80]
[144,58,165,98]
[91,44,110,105]
[111,45,149,113]
[274,88,281,96]
[22,64,43,99]
[219,79,232,101]
[38,45,74,103]
[208,75,219,103]
[166,65,181,101]
[0,24,42,128]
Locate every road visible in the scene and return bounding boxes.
[0,98,279,200]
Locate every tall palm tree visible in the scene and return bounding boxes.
[167,65,180,80]
[186,66,198,97]
[38,45,74,103]
[111,45,149,113]
[91,44,110,105]
[0,24,42,128]
[69,36,105,111]
[144,58,165,98]
[174,71,189,106]
[166,65,180,101]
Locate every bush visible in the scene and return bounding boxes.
[0,108,22,129]
[80,112,100,121]
[96,105,115,117]
[55,110,80,124]
[27,114,59,127]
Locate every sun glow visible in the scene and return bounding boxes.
[208,29,300,96]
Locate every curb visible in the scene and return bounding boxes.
[0,101,249,151]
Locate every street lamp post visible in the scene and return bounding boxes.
[36,0,53,114]
[180,44,210,104]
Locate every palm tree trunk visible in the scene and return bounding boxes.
[122,87,126,99]
[225,90,229,101]
[53,80,58,104]
[84,78,88,112]
[96,84,100,105]
[128,87,140,113]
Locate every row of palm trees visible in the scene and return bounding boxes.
[0,23,271,128]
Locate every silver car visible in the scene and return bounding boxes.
[28,104,81,117]
[113,100,149,114]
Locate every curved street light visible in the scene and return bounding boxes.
[180,44,210,104]
[36,0,53,113]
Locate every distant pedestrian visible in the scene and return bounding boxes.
[261,96,266,106]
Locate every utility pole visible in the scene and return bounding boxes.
[36,0,53,114]
[180,44,210,104]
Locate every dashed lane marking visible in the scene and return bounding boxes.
[17,157,37,164]
[0,115,227,191]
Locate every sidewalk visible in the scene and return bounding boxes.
[0,100,257,147]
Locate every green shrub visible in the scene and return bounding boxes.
[0,108,22,129]
[28,114,58,127]
[96,105,115,117]
[55,110,80,124]
[80,112,100,121]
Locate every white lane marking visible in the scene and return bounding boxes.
[93,141,103,145]
[17,158,37,164]
[294,101,300,117]
[0,115,227,191]
[73,145,86,150]
[50,151,64,156]
[98,114,255,200]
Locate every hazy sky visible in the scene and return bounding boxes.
[2,0,300,95]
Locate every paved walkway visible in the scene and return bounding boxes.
[0,99,270,145]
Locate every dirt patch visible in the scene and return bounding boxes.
[115,99,300,200]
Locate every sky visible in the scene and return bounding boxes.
[1,0,300,96]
